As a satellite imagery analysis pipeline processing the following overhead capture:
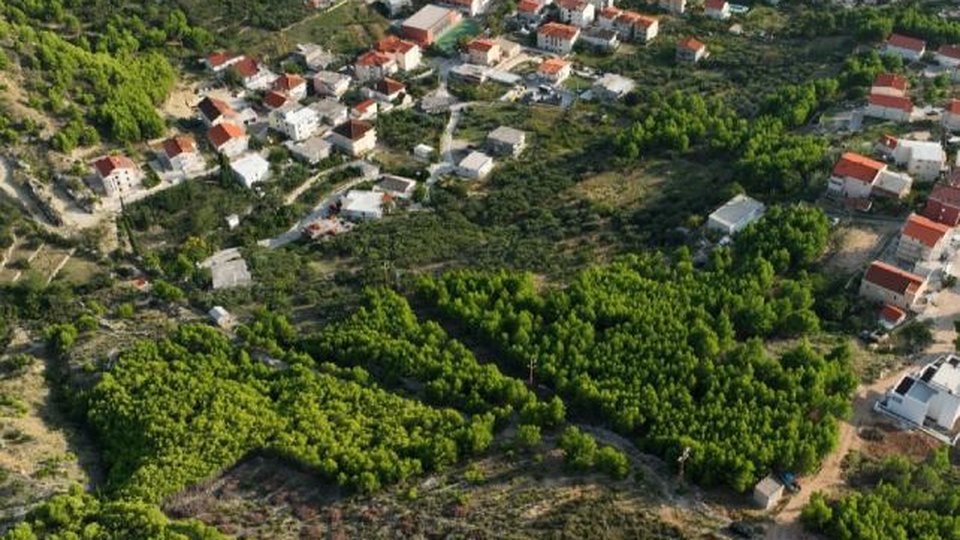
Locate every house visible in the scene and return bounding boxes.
[208,306,235,330]
[450,63,490,84]
[341,190,387,220]
[197,96,237,127]
[270,106,321,142]
[706,194,766,235]
[829,152,913,199]
[93,155,142,197]
[658,0,685,14]
[313,71,352,98]
[557,0,595,27]
[375,174,418,199]
[230,57,277,90]
[883,34,926,62]
[864,93,913,123]
[597,8,659,42]
[286,136,332,165]
[753,475,784,511]
[207,122,249,157]
[204,51,243,73]
[879,304,907,330]
[442,0,488,16]
[676,37,707,62]
[272,73,308,101]
[592,73,636,100]
[897,213,952,264]
[200,248,253,290]
[704,0,730,19]
[293,43,335,71]
[537,22,580,54]
[311,98,350,126]
[923,183,960,226]
[465,38,502,66]
[881,356,960,430]
[859,260,927,311]
[881,137,945,182]
[870,73,908,97]
[414,143,435,162]
[263,90,292,110]
[375,35,423,71]
[161,135,203,173]
[517,0,545,22]
[487,126,527,157]
[352,98,380,121]
[401,5,461,47]
[230,153,271,189]
[457,151,494,179]
[943,99,960,132]
[355,51,398,82]
[328,119,377,156]
[581,28,619,51]
[537,57,572,84]
[380,0,413,16]
[935,44,960,67]
[367,77,407,103]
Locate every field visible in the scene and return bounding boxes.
[248,2,391,59]
[433,20,483,57]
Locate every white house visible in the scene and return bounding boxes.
[677,37,707,62]
[414,144,435,162]
[208,306,235,329]
[341,190,386,220]
[597,9,659,43]
[355,50,398,82]
[704,0,730,20]
[828,152,913,200]
[311,98,350,126]
[286,136,332,165]
[883,33,926,62]
[882,356,960,430]
[537,22,580,53]
[557,0,595,27]
[270,105,321,142]
[375,35,422,71]
[658,0,685,14]
[457,151,494,179]
[366,77,407,104]
[944,99,960,132]
[859,260,927,311]
[328,119,377,157]
[487,126,527,157]
[537,57,572,84]
[465,38,502,66]
[93,155,142,197]
[352,99,380,121]
[161,135,203,174]
[706,194,765,235]
[230,153,271,189]
[313,71,352,98]
[204,51,243,73]
[207,122,249,158]
[581,28,619,51]
[897,213,951,264]
[294,43,335,71]
[883,137,945,182]
[231,57,278,91]
[375,174,418,199]
[271,73,308,101]
[935,44,960,67]
[864,93,914,123]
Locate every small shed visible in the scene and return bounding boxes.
[208,306,235,329]
[753,475,784,510]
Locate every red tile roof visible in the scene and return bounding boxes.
[864,260,924,295]
[678,37,706,52]
[538,22,579,40]
[354,99,377,113]
[879,304,907,325]
[206,52,238,68]
[902,213,951,248]
[231,57,260,78]
[924,184,960,225]
[518,0,541,12]
[197,97,236,122]
[356,50,394,67]
[468,38,498,52]
[94,155,136,177]
[879,134,899,151]
[887,33,925,52]
[947,99,960,115]
[833,152,884,184]
[375,77,406,95]
[207,122,245,148]
[619,11,657,28]
[705,0,727,10]
[263,90,290,109]
[557,0,588,10]
[163,136,196,158]
[376,35,418,54]
[868,93,913,112]
[872,73,908,91]
[538,57,569,75]
[599,6,622,18]
[332,119,374,141]
[939,44,960,60]
[272,73,306,92]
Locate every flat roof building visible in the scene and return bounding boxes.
[707,194,765,236]
[401,5,461,46]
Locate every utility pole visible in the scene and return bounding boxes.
[677,446,691,482]
[527,357,536,387]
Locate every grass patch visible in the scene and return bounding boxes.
[250,2,391,58]
[432,19,482,57]
[571,168,664,209]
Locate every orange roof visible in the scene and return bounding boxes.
[705,0,727,9]
[207,122,245,148]
[518,0,541,12]
[375,77,405,95]
[618,11,657,28]
[272,73,305,92]
[872,73,908,91]
[879,134,899,150]
[558,0,587,9]
[162,136,196,158]
[206,51,238,67]
[833,152,884,183]
[376,35,417,54]
[868,93,913,112]
[332,119,374,141]
[678,37,705,51]
[354,98,377,113]
[538,57,569,75]
[902,213,951,248]
[864,261,924,295]
[197,97,236,121]
[263,90,290,109]
[879,304,907,325]
[538,22,579,40]
[948,99,960,115]
[599,6,623,18]
[468,38,498,52]
[231,57,260,78]
[356,50,394,67]
[938,44,960,60]
[887,33,925,52]
[94,155,136,177]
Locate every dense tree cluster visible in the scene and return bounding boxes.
[803,449,960,540]
[420,223,856,490]
[734,205,830,273]
[377,109,447,152]
[81,324,491,502]
[1,486,225,540]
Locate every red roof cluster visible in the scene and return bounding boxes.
[902,213,951,248]
[207,122,245,148]
[864,261,924,295]
[94,155,136,177]
[872,73,908,91]
[886,33,925,52]
[557,0,588,10]
[538,57,569,75]
[618,11,657,28]
[231,57,260,78]
[833,152,884,184]
[467,38,498,52]
[272,74,305,92]
[376,35,418,54]
[704,0,727,10]
[263,90,290,109]
[538,22,579,40]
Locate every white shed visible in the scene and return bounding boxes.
[753,475,784,510]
